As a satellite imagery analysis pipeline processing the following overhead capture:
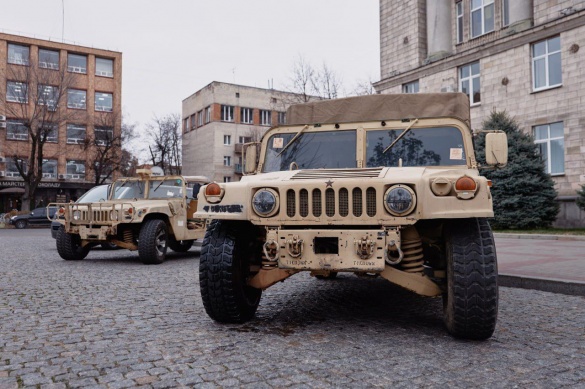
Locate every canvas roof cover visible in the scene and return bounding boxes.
[286,93,470,128]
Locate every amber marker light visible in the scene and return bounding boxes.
[487,180,493,187]
[205,183,221,196]
[455,176,477,191]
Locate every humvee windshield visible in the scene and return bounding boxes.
[366,126,466,167]
[263,130,356,172]
[262,126,466,172]
[112,180,145,200]
[148,179,184,199]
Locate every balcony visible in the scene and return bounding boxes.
[234,164,243,174]
[235,143,244,154]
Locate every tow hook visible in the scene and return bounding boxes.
[355,235,375,259]
[263,239,278,261]
[385,239,404,265]
[286,235,304,258]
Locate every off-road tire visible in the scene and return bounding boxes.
[56,226,90,261]
[14,220,27,229]
[168,238,194,253]
[199,220,262,323]
[138,219,168,265]
[443,218,498,340]
[315,271,338,280]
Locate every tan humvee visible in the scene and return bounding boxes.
[195,93,508,340]
[51,169,209,264]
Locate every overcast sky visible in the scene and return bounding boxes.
[0,0,379,130]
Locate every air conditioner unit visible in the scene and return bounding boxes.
[72,174,80,179]
[0,122,6,129]
[42,173,53,178]
[58,174,65,179]
[0,171,5,177]
[0,115,6,121]
[0,157,5,163]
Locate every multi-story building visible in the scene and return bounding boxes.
[374,0,585,227]
[0,32,122,212]
[182,82,311,182]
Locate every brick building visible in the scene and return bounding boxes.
[0,32,122,212]
[182,82,311,182]
[374,0,585,227]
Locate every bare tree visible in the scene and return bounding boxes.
[284,55,344,103]
[312,62,343,99]
[119,149,140,177]
[1,59,83,210]
[351,76,376,96]
[145,113,182,175]
[84,113,137,184]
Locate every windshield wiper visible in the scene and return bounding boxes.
[277,125,309,157]
[382,118,419,154]
[115,178,129,193]
[152,180,165,193]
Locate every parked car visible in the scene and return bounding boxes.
[10,206,58,229]
[51,185,110,239]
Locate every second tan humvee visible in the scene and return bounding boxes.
[195,93,508,340]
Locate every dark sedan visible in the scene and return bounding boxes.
[10,206,58,229]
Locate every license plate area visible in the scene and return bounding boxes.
[313,237,339,254]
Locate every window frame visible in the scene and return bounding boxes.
[241,107,253,124]
[95,92,113,112]
[42,159,58,179]
[38,48,60,70]
[534,122,565,175]
[223,135,232,145]
[6,81,28,103]
[223,176,232,183]
[470,0,495,38]
[94,126,114,146]
[205,106,211,123]
[67,89,87,110]
[37,85,59,110]
[223,156,231,166]
[260,109,272,126]
[459,61,481,106]
[402,80,420,94]
[95,57,114,77]
[66,124,87,144]
[531,36,562,92]
[66,160,86,179]
[6,159,27,177]
[67,53,87,74]
[221,105,234,122]
[502,0,510,27]
[7,43,30,66]
[41,122,59,143]
[6,119,29,141]
[456,1,464,43]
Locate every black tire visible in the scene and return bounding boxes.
[443,218,498,340]
[138,219,168,265]
[315,271,338,280]
[168,238,194,253]
[199,220,262,323]
[14,219,27,229]
[56,226,90,261]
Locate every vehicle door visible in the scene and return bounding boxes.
[29,208,47,226]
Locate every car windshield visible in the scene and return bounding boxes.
[111,180,146,200]
[366,126,467,167]
[263,130,357,172]
[148,179,184,199]
[77,185,109,203]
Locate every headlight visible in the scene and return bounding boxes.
[72,210,81,220]
[109,210,119,221]
[252,188,279,217]
[384,185,416,216]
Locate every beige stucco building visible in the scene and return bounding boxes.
[0,32,122,211]
[182,82,309,183]
[374,0,585,227]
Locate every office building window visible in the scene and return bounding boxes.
[260,110,271,126]
[532,36,562,91]
[534,122,564,175]
[471,0,494,38]
[6,81,28,103]
[239,136,252,144]
[221,105,234,122]
[38,85,59,110]
[67,89,86,109]
[95,126,114,146]
[241,107,253,124]
[502,0,510,27]
[95,92,113,112]
[190,114,196,130]
[41,123,58,143]
[7,44,29,65]
[197,110,203,126]
[42,159,58,179]
[66,124,86,144]
[223,176,232,183]
[6,159,27,177]
[184,117,189,132]
[66,160,85,179]
[224,156,231,166]
[224,135,231,145]
[6,120,28,141]
[278,112,286,124]
[456,2,464,43]
[402,80,419,93]
[205,106,211,123]
[39,49,59,70]
[459,62,481,105]
[95,57,114,77]
[67,53,87,74]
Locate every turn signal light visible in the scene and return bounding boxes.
[455,176,477,191]
[205,183,221,196]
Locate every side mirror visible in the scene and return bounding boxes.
[244,143,259,174]
[485,132,508,167]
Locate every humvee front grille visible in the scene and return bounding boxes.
[286,187,377,219]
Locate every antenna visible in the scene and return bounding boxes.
[61,0,65,41]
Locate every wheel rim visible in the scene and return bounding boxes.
[155,227,167,255]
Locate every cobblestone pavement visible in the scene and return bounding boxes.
[1,229,584,388]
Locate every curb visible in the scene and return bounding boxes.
[499,274,585,297]
[494,233,585,241]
